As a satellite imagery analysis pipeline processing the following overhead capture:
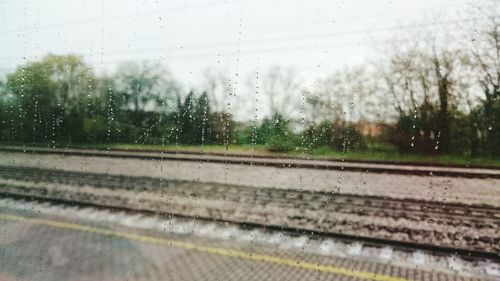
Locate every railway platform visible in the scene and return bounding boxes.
[1,198,496,281]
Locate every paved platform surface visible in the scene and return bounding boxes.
[0,201,494,281]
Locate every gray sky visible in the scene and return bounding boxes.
[0,0,469,83]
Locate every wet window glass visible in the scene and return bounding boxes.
[0,0,499,280]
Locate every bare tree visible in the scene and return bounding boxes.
[377,28,463,153]
[465,0,500,154]
[468,1,500,104]
[261,65,302,118]
[202,68,230,113]
[311,66,380,125]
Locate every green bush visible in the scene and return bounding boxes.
[303,121,365,151]
[83,116,108,143]
[268,134,296,152]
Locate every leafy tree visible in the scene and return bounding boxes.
[114,61,179,127]
[6,54,100,143]
[253,113,297,152]
[0,79,17,141]
[262,66,302,118]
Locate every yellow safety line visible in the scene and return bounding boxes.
[0,213,409,281]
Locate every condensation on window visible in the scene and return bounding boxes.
[0,0,498,280]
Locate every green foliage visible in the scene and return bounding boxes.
[388,99,499,157]
[303,121,365,151]
[5,54,102,143]
[0,54,497,159]
[389,114,430,154]
[169,91,235,146]
[83,116,108,143]
[485,99,500,156]
[253,113,298,152]
[234,124,256,145]
[114,61,179,127]
[468,98,500,156]
[267,134,297,152]
[0,89,17,142]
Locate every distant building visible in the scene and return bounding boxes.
[354,122,385,137]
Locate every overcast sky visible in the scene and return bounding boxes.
[0,0,469,89]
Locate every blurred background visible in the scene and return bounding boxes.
[0,0,498,165]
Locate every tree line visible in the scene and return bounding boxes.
[0,2,498,156]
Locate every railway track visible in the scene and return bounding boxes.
[1,146,499,178]
[0,164,497,221]
[0,164,499,260]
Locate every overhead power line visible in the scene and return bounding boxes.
[0,0,245,34]
[0,1,470,36]
[0,15,482,63]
